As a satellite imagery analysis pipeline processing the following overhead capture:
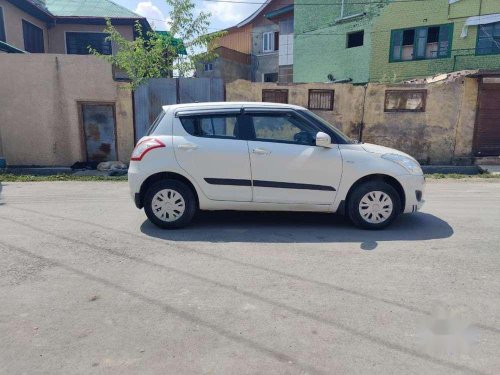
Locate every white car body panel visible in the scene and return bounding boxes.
[248,140,342,204]
[129,102,425,217]
[172,117,253,202]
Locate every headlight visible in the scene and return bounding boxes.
[382,153,423,175]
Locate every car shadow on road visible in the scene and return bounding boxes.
[140,211,453,247]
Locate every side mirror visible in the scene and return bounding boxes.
[316,132,332,148]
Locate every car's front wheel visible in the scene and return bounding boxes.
[144,180,197,229]
[347,181,401,230]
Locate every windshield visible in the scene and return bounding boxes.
[298,110,356,144]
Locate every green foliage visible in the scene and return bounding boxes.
[92,0,224,90]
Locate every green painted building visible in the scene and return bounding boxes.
[370,0,500,82]
[294,0,389,83]
[294,0,500,83]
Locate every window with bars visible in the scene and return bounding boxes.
[390,24,452,62]
[384,90,427,112]
[22,20,44,53]
[308,90,334,110]
[476,22,500,55]
[262,89,288,104]
[66,32,111,55]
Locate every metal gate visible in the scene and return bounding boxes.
[133,78,224,141]
[474,80,500,156]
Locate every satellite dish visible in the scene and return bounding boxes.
[327,74,334,82]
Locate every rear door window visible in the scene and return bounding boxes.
[179,114,241,139]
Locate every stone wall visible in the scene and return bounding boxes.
[226,76,479,164]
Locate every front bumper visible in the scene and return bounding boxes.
[398,174,425,214]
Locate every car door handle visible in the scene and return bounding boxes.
[177,143,198,151]
[252,148,271,155]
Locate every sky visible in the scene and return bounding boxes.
[114,0,262,32]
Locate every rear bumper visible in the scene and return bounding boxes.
[128,162,147,209]
[399,174,425,214]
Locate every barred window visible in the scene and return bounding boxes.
[308,90,334,110]
[262,89,288,104]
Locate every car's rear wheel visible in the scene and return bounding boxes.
[347,181,401,230]
[144,180,196,229]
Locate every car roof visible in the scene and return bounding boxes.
[162,101,305,112]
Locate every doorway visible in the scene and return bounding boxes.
[80,103,118,162]
[474,78,500,156]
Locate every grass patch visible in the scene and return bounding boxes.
[0,173,127,182]
[425,173,500,179]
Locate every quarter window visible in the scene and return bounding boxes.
[66,32,111,55]
[250,113,317,145]
[22,20,44,53]
[476,22,500,55]
[180,115,239,138]
[390,24,452,61]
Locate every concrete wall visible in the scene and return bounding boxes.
[226,77,479,164]
[361,78,478,164]
[0,0,49,52]
[370,0,500,82]
[196,57,251,83]
[0,54,134,166]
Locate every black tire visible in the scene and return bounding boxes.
[144,179,197,229]
[347,180,401,230]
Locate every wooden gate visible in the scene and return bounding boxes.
[474,80,500,156]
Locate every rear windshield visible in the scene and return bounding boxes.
[146,111,166,136]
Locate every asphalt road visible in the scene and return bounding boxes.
[0,180,499,375]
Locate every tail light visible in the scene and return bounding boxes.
[131,138,165,161]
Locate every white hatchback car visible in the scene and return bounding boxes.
[129,102,424,230]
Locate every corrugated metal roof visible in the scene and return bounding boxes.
[45,0,140,18]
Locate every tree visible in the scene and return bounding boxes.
[92,0,223,90]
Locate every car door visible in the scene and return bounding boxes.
[173,111,252,202]
[246,110,342,205]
